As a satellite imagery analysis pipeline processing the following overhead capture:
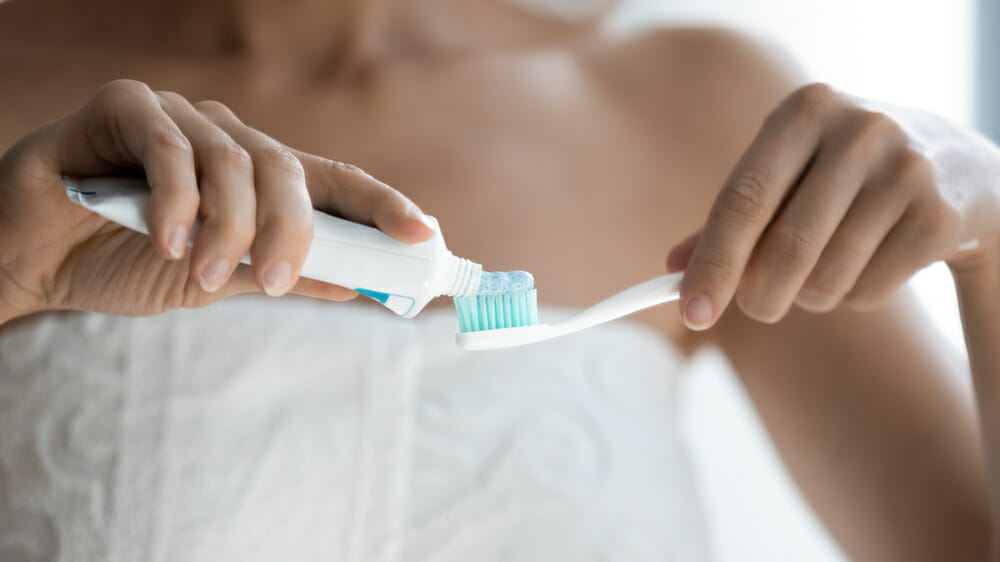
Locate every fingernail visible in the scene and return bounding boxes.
[168,226,188,259]
[406,205,436,231]
[263,261,292,297]
[199,260,230,293]
[683,295,714,330]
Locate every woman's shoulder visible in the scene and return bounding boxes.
[587,26,799,83]
[580,26,802,126]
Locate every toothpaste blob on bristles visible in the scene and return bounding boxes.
[454,270,538,332]
[477,271,535,294]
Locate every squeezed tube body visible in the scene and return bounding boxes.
[63,176,482,317]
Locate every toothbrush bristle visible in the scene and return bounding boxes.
[454,289,538,332]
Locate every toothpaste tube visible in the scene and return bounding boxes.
[63,176,483,317]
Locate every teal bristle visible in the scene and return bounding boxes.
[455,270,537,333]
[454,289,538,333]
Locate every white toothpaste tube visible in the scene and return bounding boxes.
[63,175,483,317]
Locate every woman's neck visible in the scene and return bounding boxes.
[0,0,591,70]
[0,0,361,60]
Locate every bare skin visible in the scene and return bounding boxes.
[0,0,996,560]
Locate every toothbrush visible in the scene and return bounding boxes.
[454,273,683,351]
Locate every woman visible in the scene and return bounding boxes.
[0,0,997,560]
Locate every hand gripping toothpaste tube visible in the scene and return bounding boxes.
[63,175,483,317]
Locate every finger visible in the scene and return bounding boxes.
[179,265,257,308]
[157,93,256,293]
[681,84,835,329]
[796,153,922,312]
[198,101,313,297]
[59,80,200,260]
[666,230,701,273]
[736,112,901,322]
[295,152,435,244]
[180,265,358,307]
[288,277,359,302]
[845,197,960,310]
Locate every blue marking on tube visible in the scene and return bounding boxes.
[356,288,390,304]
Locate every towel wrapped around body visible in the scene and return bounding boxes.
[0,296,710,561]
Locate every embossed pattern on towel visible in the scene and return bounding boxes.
[0,299,710,561]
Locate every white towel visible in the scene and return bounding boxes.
[0,296,710,561]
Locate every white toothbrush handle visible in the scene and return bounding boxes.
[552,273,683,337]
[455,272,685,350]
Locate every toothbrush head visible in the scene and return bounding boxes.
[453,271,538,332]
[456,273,683,351]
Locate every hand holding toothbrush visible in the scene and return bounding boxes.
[0,79,433,324]
[667,83,1000,330]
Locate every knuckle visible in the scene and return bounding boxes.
[259,192,314,241]
[786,82,837,119]
[691,251,736,282]
[331,159,404,206]
[155,90,187,108]
[204,139,252,169]
[97,79,151,103]
[851,110,904,144]
[149,125,192,154]
[194,99,236,120]
[893,148,935,187]
[331,160,366,176]
[768,225,815,267]
[720,168,772,221]
[259,146,305,177]
[91,80,153,118]
[327,159,380,190]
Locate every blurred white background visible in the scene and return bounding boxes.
[609,1,977,560]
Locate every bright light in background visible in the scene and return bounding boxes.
[613,0,975,124]
[611,1,975,561]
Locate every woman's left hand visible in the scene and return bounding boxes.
[666,82,1000,330]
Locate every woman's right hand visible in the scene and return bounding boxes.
[0,79,434,323]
